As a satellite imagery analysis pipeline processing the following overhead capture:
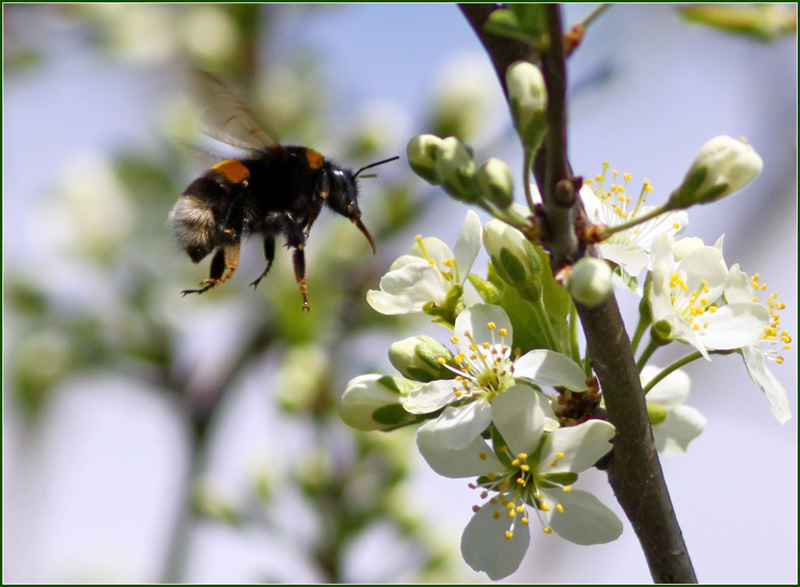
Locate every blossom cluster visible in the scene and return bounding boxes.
[340,126,790,579]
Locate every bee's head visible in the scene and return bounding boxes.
[326,156,399,254]
[169,194,216,262]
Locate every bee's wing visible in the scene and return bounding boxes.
[191,69,278,152]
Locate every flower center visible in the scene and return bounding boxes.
[445,321,516,399]
[668,274,716,331]
[471,445,573,539]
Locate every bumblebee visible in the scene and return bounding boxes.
[169,70,398,310]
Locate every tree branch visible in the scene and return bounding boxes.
[459,4,697,582]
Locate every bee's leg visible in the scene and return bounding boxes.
[182,241,241,295]
[250,234,276,289]
[304,172,329,237]
[282,215,311,311]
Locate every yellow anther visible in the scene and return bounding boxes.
[549,460,558,467]
[508,510,516,519]
[487,321,496,330]
[505,530,514,540]
[540,503,551,512]
[522,517,529,525]
[487,473,497,481]
[451,335,459,343]
[516,505,525,513]
[556,504,564,513]
[562,486,572,493]
[479,452,487,461]
[543,526,553,534]
[443,259,455,267]
[493,511,501,520]
[437,357,447,364]
[498,328,508,337]
[555,452,565,459]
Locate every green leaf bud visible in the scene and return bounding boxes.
[407,134,443,184]
[506,60,548,150]
[389,335,455,382]
[483,219,543,302]
[477,157,515,209]
[434,136,479,202]
[564,257,613,308]
[340,374,418,431]
[668,135,763,209]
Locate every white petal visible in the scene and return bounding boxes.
[491,385,552,455]
[539,420,616,473]
[461,498,530,580]
[599,244,650,277]
[430,400,493,451]
[513,349,588,391]
[642,366,691,410]
[416,418,502,478]
[741,345,792,423]
[677,245,727,299]
[699,303,770,350]
[724,264,753,304]
[653,405,707,455]
[366,264,445,314]
[543,488,623,545]
[454,303,513,354]
[453,210,483,283]
[401,379,460,414]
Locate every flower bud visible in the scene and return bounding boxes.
[407,134,442,184]
[340,374,417,431]
[564,257,612,307]
[389,335,455,382]
[483,219,543,301]
[434,137,479,202]
[669,135,763,208]
[477,158,515,209]
[506,60,548,150]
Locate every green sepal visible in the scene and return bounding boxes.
[372,403,429,429]
[650,320,673,345]
[538,471,579,488]
[647,403,668,426]
[468,273,502,305]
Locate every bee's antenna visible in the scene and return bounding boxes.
[354,156,400,178]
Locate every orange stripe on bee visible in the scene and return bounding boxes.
[212,159,250,184]
[305,149,325,170]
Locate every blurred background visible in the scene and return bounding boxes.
[3,4,796,583]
